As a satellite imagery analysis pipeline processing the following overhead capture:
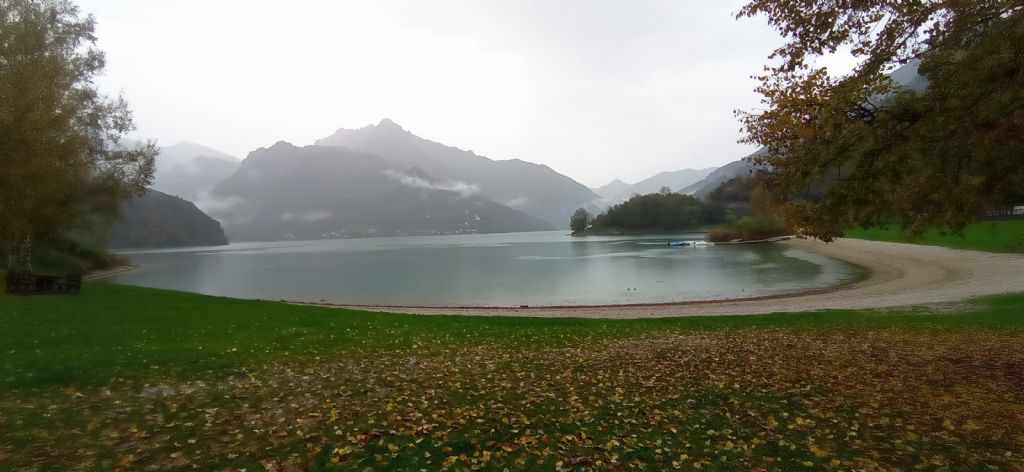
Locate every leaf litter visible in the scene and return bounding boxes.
[2,329,1023,471]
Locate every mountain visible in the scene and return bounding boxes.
[594,168,718,206]
[315,119,599,228]
[679,155,762,199]
[888,60,928,93]
[627,168,717,196]
[208,142,553,241]
[108,189,228,248]
[152,142,240,202]
[158,142,236,166]
[591,179,632,200]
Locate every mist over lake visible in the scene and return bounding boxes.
[108,232,861,307]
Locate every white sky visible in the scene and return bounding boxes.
[79,0,854,187]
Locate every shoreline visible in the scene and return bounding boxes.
[290,267,866,312]
[85,265,138,281]
[301,238,1024,318]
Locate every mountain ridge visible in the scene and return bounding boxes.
[594,167,717,205]
[109,189,228,248]
[152,142,240,203]
[315,119,599,227]
[208,142,553,241]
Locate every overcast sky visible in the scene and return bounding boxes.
[79,0,851,187]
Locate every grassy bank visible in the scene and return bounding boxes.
[1,237,126,276]
[2,284,1024,471]
[843,219,1024,253]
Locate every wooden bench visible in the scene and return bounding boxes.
[5,272,37,293]
[4,272,82,295]
[54,275,82,294]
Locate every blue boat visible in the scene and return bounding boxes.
[668,240,710,247]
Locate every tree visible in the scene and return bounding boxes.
[737,0,1024,240]
[0,0,156,271]
[659,186,672,195]
[588,193,725,231]
[570,208,591,234]
[708,173,763,206]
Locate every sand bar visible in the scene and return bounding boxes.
[310,238,1024,318]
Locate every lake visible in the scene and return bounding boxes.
[108,231,863,307]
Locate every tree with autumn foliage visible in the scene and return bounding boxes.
[737,0,1024,240]
[0,0,156,272]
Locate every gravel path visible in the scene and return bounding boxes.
[313,238,1024,318]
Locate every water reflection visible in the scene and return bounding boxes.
[108,231,859,307]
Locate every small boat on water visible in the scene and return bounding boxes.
[667,240,711,247]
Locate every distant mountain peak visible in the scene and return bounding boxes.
[591,178,634,200]
[593,168,718,204]
[151,142,241,202]
[160,142,238,162]
[377,118,403,130]
[268,140,297,150]
[314,121,599,228]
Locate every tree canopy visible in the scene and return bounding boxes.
[738,0,1024,239]
[569,208,591,234]
[588,193,726,233]
[0,0,156,271]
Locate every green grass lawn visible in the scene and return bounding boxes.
[843,219,1024,253]
[2,284,1024,471]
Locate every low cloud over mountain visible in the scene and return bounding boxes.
[207,142,552,241]
[316,119,599,228]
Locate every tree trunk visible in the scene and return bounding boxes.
[7,232,32,273]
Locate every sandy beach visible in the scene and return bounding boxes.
[313,238,1024,318]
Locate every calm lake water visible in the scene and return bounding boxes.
[108,231,862,307]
